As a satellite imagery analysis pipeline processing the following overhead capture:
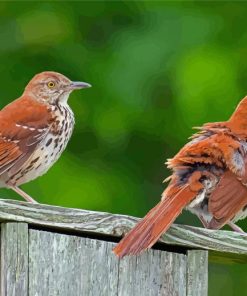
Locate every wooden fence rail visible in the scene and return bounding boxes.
[0,199,246,296]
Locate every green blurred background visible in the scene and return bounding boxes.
[0,1,246,294]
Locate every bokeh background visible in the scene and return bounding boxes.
[0,1,246,294]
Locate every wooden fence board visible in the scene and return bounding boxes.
[0,200,245,295]
[29,229,119,296]
[187,250,208,296]
[1,223,28,296]
[28,229,202,296]
[118,250,187,296]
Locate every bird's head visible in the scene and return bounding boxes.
[24,71,91,105]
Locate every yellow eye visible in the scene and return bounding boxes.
[47,81,55,88]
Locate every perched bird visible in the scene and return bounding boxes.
[114,95,247,258]
[0,71,91,203]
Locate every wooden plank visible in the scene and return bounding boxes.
[118,250,187,296]
[1,223,28,296]
[29,229,119,296]
[0,199,245,263]
[186,250,208,296]
[29,229,188,296]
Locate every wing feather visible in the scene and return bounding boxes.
[208,170,247,229]
[0,96,52,176]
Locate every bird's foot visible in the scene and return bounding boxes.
[9,185,38,204]
[227,221,246,234]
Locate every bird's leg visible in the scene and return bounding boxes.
[227,221,246,234]
[198,214,210,228]
[10,185,38,204]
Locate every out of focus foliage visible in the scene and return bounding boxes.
[0,1,246,294]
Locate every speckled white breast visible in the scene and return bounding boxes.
[6,103,74,186]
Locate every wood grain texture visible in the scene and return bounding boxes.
[186,250,208,296]
[29,230,119,296]
[28,229,189,296]
[118,250,187,296]
[1,223,28,296]
[0,199,245,263]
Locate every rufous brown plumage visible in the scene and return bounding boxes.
[0,71,91,203]
[114,95,247,258]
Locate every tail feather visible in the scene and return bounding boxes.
[113,184,197,258]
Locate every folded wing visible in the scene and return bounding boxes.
[208,170,247,229]
[0,96,51,176]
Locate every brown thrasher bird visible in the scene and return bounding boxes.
[0,71,91,203]
[114,95,247,258]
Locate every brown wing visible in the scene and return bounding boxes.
[0,95,51,175]
[208,170,247,229]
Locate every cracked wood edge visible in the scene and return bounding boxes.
[0,199,245,263]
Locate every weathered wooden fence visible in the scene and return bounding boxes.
[0,199,246,296]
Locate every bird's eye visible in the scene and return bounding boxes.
[47,81,55,88]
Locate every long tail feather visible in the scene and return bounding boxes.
[113,184,198,258]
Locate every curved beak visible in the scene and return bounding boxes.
[70,81,92,90]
